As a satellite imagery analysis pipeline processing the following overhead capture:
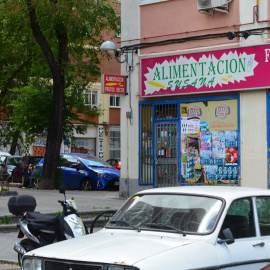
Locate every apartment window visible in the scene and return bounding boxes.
[109,126,120,159]
[84,89,98,105]
[110,95,120,107]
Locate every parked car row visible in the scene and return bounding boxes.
[0,154,23,182]
[0,153,120,191]
[0,154,43,186]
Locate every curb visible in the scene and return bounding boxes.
[0,260,19,268]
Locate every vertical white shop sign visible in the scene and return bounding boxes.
[98,126,104,159]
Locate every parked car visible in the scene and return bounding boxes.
[106,158,121,170]
[22,186,270,270]
[12,155,43,186]
[31,153,120,190]
[0,155,21,182]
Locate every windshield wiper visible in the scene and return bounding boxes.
[146,223,186,236]
[108,220,141,232]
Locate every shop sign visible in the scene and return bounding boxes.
[98,126,104,159]
[141,44,270,97]
[102,74,126,95]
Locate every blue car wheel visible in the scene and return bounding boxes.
[80,178,92,191]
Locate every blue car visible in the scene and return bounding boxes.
[31,153,120,191]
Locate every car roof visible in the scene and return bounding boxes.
[136,186,270,201]
[0,152,11,156]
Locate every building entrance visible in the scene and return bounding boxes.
[155,123,178,187]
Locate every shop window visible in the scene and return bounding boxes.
[109,126,121,159]
[155,104,177,120]
[180,99,239,185]
[84,89,98,106]
[140,105,153,184]
[110,95,120,107]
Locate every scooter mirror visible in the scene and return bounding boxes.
[59,185,66,195]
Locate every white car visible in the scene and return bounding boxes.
[22,186,270,270]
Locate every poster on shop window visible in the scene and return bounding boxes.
[181,99,238,184]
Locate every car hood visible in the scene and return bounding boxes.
[27,230,195,265]
[90,166,120,176]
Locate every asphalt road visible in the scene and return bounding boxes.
[0,186,127,270]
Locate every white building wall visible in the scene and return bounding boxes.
[120,0,141,197]
[240,90,268,188]
[239,0,269,188]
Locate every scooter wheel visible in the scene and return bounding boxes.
[18,239,40,267]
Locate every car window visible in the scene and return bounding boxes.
[7,157,21,166]
[256,197,270,236]
[60,155,78,168]
[31,157,43,165]
[219,198,255,239]
[79,155,112,168]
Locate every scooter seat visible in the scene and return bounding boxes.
[25,212,58,226]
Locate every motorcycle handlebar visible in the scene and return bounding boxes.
[58,200,65,206]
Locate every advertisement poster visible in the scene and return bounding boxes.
[181,100,239,185]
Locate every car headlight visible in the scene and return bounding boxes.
[22,257,42,270]
[93,170,111,178]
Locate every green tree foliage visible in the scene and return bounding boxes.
[0,0,120,188]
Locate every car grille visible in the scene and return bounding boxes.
[44,260,103,270]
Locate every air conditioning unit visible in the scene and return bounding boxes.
[198,0,228,10]
[90,104,100,110]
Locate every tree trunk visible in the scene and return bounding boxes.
[26,0,68,189]
[40,76,65,189]
[9,130,20,155]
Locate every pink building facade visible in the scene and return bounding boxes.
[120,0,270,196]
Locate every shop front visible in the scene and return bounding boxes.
[139,44,270,188]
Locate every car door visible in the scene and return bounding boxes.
[59,155,86,188]
[216,197,268,270]
[255,196,270,262]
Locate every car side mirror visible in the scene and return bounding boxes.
[70,164,78,170]
[217,228,235,245]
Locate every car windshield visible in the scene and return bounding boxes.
[106,193,223,234]
[79,155,112,168]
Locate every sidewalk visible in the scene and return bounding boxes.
[0,186,127,268]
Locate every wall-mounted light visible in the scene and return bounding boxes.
[100,40,128,64]
[242,30,251,39]
[226,30,252,40]
[226,32,235,40]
